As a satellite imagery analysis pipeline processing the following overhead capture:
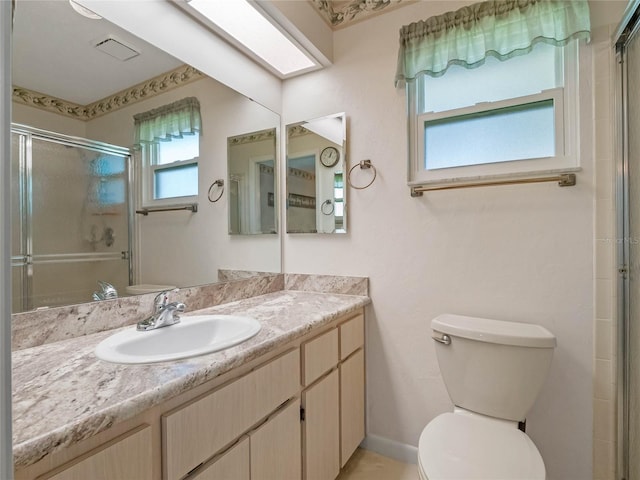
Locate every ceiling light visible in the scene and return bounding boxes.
[186,0,317,77]
[69,0,102,20]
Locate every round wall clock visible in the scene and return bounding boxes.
[320,146,340,167]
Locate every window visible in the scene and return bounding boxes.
[149,133,199,201]
[134,97,201,206]
[408,41,578,184]
[395,0,590,187]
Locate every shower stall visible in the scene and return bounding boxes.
[10,125,132,313]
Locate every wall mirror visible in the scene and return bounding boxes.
[227,128,277,235]
[286,113,346,234]
[10,0,281,313]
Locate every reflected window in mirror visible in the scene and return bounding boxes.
[334,173,344,233]
[286,113,346,234]
[152,134,199,199]
[227,128,277,235]
[134,97,201,206]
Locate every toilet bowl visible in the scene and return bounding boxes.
[418,314,556,480]
[418,412,545,480]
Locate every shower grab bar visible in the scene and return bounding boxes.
[135,204,198,215]
[410,173,576,196]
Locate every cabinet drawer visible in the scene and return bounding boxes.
[39,425,152,480]
[191,437,250,480]
[163,349,300,480]
[340,314,364,360]
[302,328,338,386]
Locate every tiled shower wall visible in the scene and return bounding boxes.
[593,24,618,480]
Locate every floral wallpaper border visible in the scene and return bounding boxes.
[228,128,276,146]
[12,65,205,121]
[310,0,414,28]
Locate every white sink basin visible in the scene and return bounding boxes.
[95,315,261,364]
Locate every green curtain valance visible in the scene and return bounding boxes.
[134,96,201,146]
[395,0,591,87]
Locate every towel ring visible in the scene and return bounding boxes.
[321,199,334,215]
[207,179,224,203]
[347,159,377,190]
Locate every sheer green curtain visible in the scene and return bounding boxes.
[395,0,590,86]
[134,97,201,146]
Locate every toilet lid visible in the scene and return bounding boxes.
[418,413,545,480]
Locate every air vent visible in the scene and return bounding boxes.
[94,36,140,61]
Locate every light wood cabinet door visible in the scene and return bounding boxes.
[302,369,340,480]
[39,425,152,480]
[250,401,301,480]
[163,349,299,480]
[191,437,250,480]
[340,349,365,467]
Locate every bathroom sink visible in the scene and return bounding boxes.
[95,315,262,364]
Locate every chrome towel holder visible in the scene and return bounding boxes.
[347,159,377,190]
[207,179,224,203]
[321,199,335,215]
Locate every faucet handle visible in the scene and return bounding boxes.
[153,288,179,311]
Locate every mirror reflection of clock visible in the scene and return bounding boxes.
[320,146,340,167]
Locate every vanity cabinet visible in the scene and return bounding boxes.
[340,348,365,466]
[163,349,300,480]
[250,399,302,480]
[339,315,365,466]
[301,313,365,480]
[191,399,301,480]
[189,437,250,480]
[302,369,340,480]
[17,309,365,480]
[37,425,152,480]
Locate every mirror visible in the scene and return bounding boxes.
[227,128,277,235]
[10,0,281,313]
[286,113,346,234]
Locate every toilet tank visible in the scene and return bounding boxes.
[432,314,556,422]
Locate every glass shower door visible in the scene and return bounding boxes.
[620,15,640,480]
[11,131,27,312]
[11,127,131,312]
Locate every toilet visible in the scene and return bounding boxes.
[418,314,557,480]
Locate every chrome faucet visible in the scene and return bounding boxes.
[92,281,118,301]
[136,289,186,331]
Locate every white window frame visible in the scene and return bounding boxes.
[140,141,199,208]
[407,41,580,186]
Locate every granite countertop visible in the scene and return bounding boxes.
[12,290,370,469]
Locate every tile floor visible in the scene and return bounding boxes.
[337,448,418,480]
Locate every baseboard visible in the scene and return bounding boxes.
[360,433,418,465]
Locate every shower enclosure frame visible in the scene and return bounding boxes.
[11,123,134,311]
[616,2,640,479]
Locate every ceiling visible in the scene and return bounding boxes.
[12,0,184,105]
[11,0,412,108]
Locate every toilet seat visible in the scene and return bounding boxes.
[418,413,546,480]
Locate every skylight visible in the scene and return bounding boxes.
[187,0,317,77]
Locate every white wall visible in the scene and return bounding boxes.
[282,2,621,479]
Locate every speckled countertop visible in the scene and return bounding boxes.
[12,290,370,469]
